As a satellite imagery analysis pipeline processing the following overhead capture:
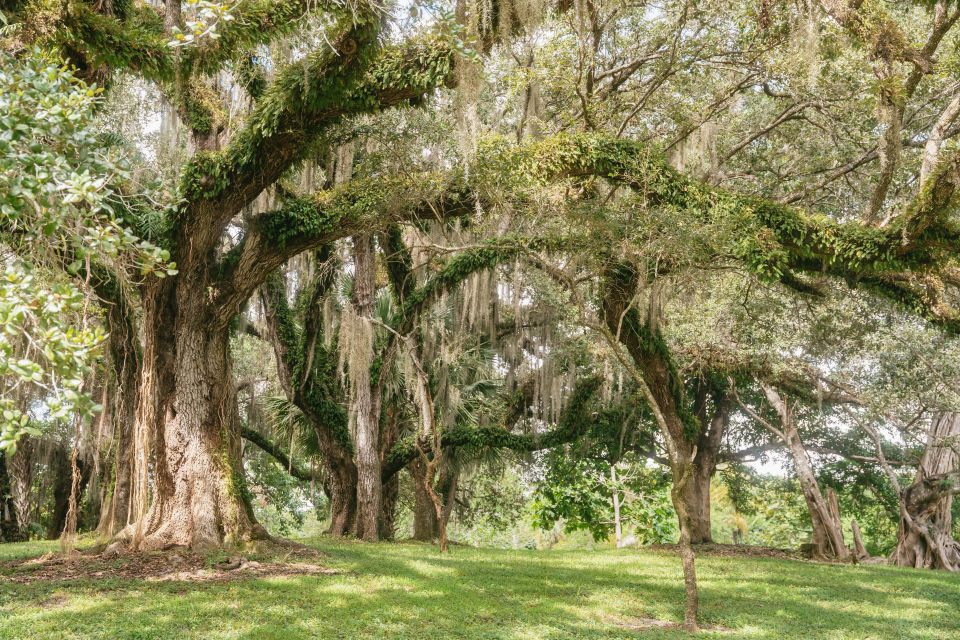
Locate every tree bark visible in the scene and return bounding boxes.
[8,436,33,541]
[350,234,382,541]
[412,459,437,541]
[761,386,849,561]
[892,411,960,570]
[96,284,141,538]
[131,282,266,550]
[0,453,17,541]
[324,452,358,537]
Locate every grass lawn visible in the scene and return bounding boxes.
[1,537,958,639]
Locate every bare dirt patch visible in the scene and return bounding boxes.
[647,543,803,560]
[0,545,339,585]
[609,615,731,633]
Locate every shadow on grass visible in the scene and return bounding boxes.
[0,538,958,639]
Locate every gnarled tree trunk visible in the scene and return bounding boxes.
[892,411,960,570]
[131,282,266,550]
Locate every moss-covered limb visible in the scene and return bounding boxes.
[183,0,340,76]
[484,133,960,322]
[259,271,303,389]
[211,171,460,326]
[600,262,700,444]
[176,24,456,261]
[819,0,932,71]
[858,272,960,334]
[174,16,379,256]
[381,376,603,481]
[899,150,960,243]
[382,225,415,305]
[399,239,541,328]
[259,268,353,455]
[484,134,960,270]
[58,3,174,83]
[240,427,315,482]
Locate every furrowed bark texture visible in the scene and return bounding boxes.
[892,412,960,570]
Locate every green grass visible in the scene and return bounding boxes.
[1,537,958,639]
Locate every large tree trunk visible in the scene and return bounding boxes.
[131,282,266,550]
[683,389,730,544]
[892,412,960,570]
[683,464,713,544]
[349,234,382,541]
[324,451,358,537]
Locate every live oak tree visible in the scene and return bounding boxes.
[5,0,960,634]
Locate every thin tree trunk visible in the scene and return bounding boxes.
[600,267,699,630]
[440,466,459,534]
[671,460,700,631]
[379,473,399,540]
[9,436,33,541]
[611,465,624,547]
[783,418,847,559]
[746,386,849,561]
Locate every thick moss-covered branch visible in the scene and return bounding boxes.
[212,171,463,324]
[241,427,315,482]
[601,262,700,443]
[184,0,342,75]
[176,26,456,260]
[481,134,960,329]
[59,3,174,83]
[381,376,602,481]
[259,269,351,453]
